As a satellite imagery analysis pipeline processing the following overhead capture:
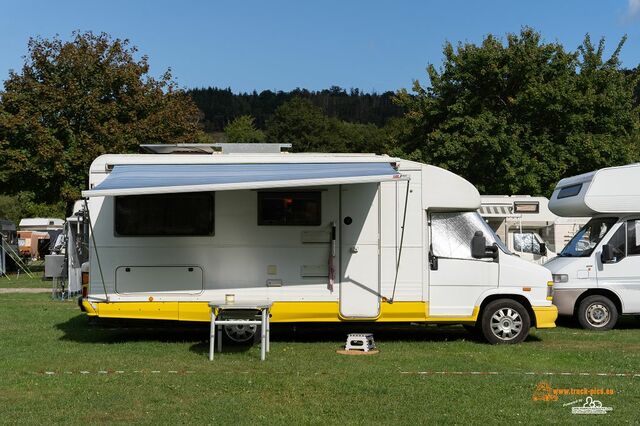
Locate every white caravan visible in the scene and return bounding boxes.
[546,163,640,330]
[79,144,556,344]
[18,218,64,231]
[479,196,588,264]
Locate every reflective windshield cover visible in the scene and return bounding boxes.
[431,212,511,259]
[560,217,618,257]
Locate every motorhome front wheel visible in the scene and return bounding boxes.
[578,295,618,331]
[224,324,258,343]
[480,299,531,344]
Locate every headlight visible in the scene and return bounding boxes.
[552,274,568,283]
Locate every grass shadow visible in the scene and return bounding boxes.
[56,315,542,354]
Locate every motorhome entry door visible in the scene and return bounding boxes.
[339,183,381,318]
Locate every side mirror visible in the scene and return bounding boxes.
[601,244,615,264]
[539,242,547,257]
[471,231,499,260]
[471,231,487,259]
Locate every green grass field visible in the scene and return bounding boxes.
[1,292,639,424]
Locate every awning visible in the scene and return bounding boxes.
[83,162,408,197]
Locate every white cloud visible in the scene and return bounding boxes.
[628,0,640,18]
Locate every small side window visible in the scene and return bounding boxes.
[627,220,640,256]
[557,184,582,199]
[258,192,321,226]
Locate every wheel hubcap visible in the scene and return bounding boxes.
[490,308,523,341]
[586,303,610,327]
[224,324,257,343]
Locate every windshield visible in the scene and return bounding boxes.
[560,217,618,257]
[431,211,512,259]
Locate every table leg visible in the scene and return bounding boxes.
[266,309,270,353]
[209,311,215,361]
[260,309,266,361]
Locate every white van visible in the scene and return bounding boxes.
[79,144,557,344]
[480,195,587,264]
[546,163,640,330]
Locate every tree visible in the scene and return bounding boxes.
[223,115,265,143]
[266,98,344,152]
[0,31,203,204]
[395,28,640,195]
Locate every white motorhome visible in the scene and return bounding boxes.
[18,218,64,231]
[79,144,556,344]
[546,163,640,330]
[480,196,588,264]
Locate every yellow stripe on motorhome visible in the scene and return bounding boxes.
[84,300,482,324]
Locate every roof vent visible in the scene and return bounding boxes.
[140,143,291,155]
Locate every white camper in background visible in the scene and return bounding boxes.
[79,144,557,344]
[546,163,640,330]
[479,196,588,264]
[18,218,64,231]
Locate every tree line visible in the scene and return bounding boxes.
[1,28,639,223]
[189,86,403,132]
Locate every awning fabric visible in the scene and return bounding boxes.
[83,162,408,197]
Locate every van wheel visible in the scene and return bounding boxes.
[223,324,257,343]
[481,299,530,344]
[577,295,618,330]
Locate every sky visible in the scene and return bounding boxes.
[1,0,639,93]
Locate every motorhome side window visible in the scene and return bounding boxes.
[115,192,215,236]
[557,184,582,199]
[607,224,626,261]
[258,192,321,226]
[626,220,640,256]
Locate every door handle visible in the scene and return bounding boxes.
[350,246,359,254]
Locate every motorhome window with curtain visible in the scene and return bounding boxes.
[115,192,215,236]
[258,192,321,226]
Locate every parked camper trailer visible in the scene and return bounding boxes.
[479,196,588,264]
[79,144,557,344]
[546,163,640,330]
[18,218,64,260]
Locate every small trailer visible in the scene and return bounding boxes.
[79,144,556,344]
[479,195,588,264]
[546,163,640,330]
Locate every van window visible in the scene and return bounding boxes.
[431,212,509,260]
[258,192,321,226]
[560,217,617,257]
[626,220,640,256]
[115,192,215,236]
[607,224,626,261]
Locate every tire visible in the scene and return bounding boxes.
[223,324,258,344]
[577,295,618,331]
[480,299,531,344]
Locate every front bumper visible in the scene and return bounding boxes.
[533,305,558,329]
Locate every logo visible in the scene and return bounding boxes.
[532,381,558,401]
[571,396,613,415]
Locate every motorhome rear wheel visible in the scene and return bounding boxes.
[577,295,618,331]
[481,299,531,344]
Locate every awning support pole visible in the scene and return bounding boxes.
[84,199,109,302]
[389,180,410,304]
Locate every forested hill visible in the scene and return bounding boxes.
[187,86,403,132]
